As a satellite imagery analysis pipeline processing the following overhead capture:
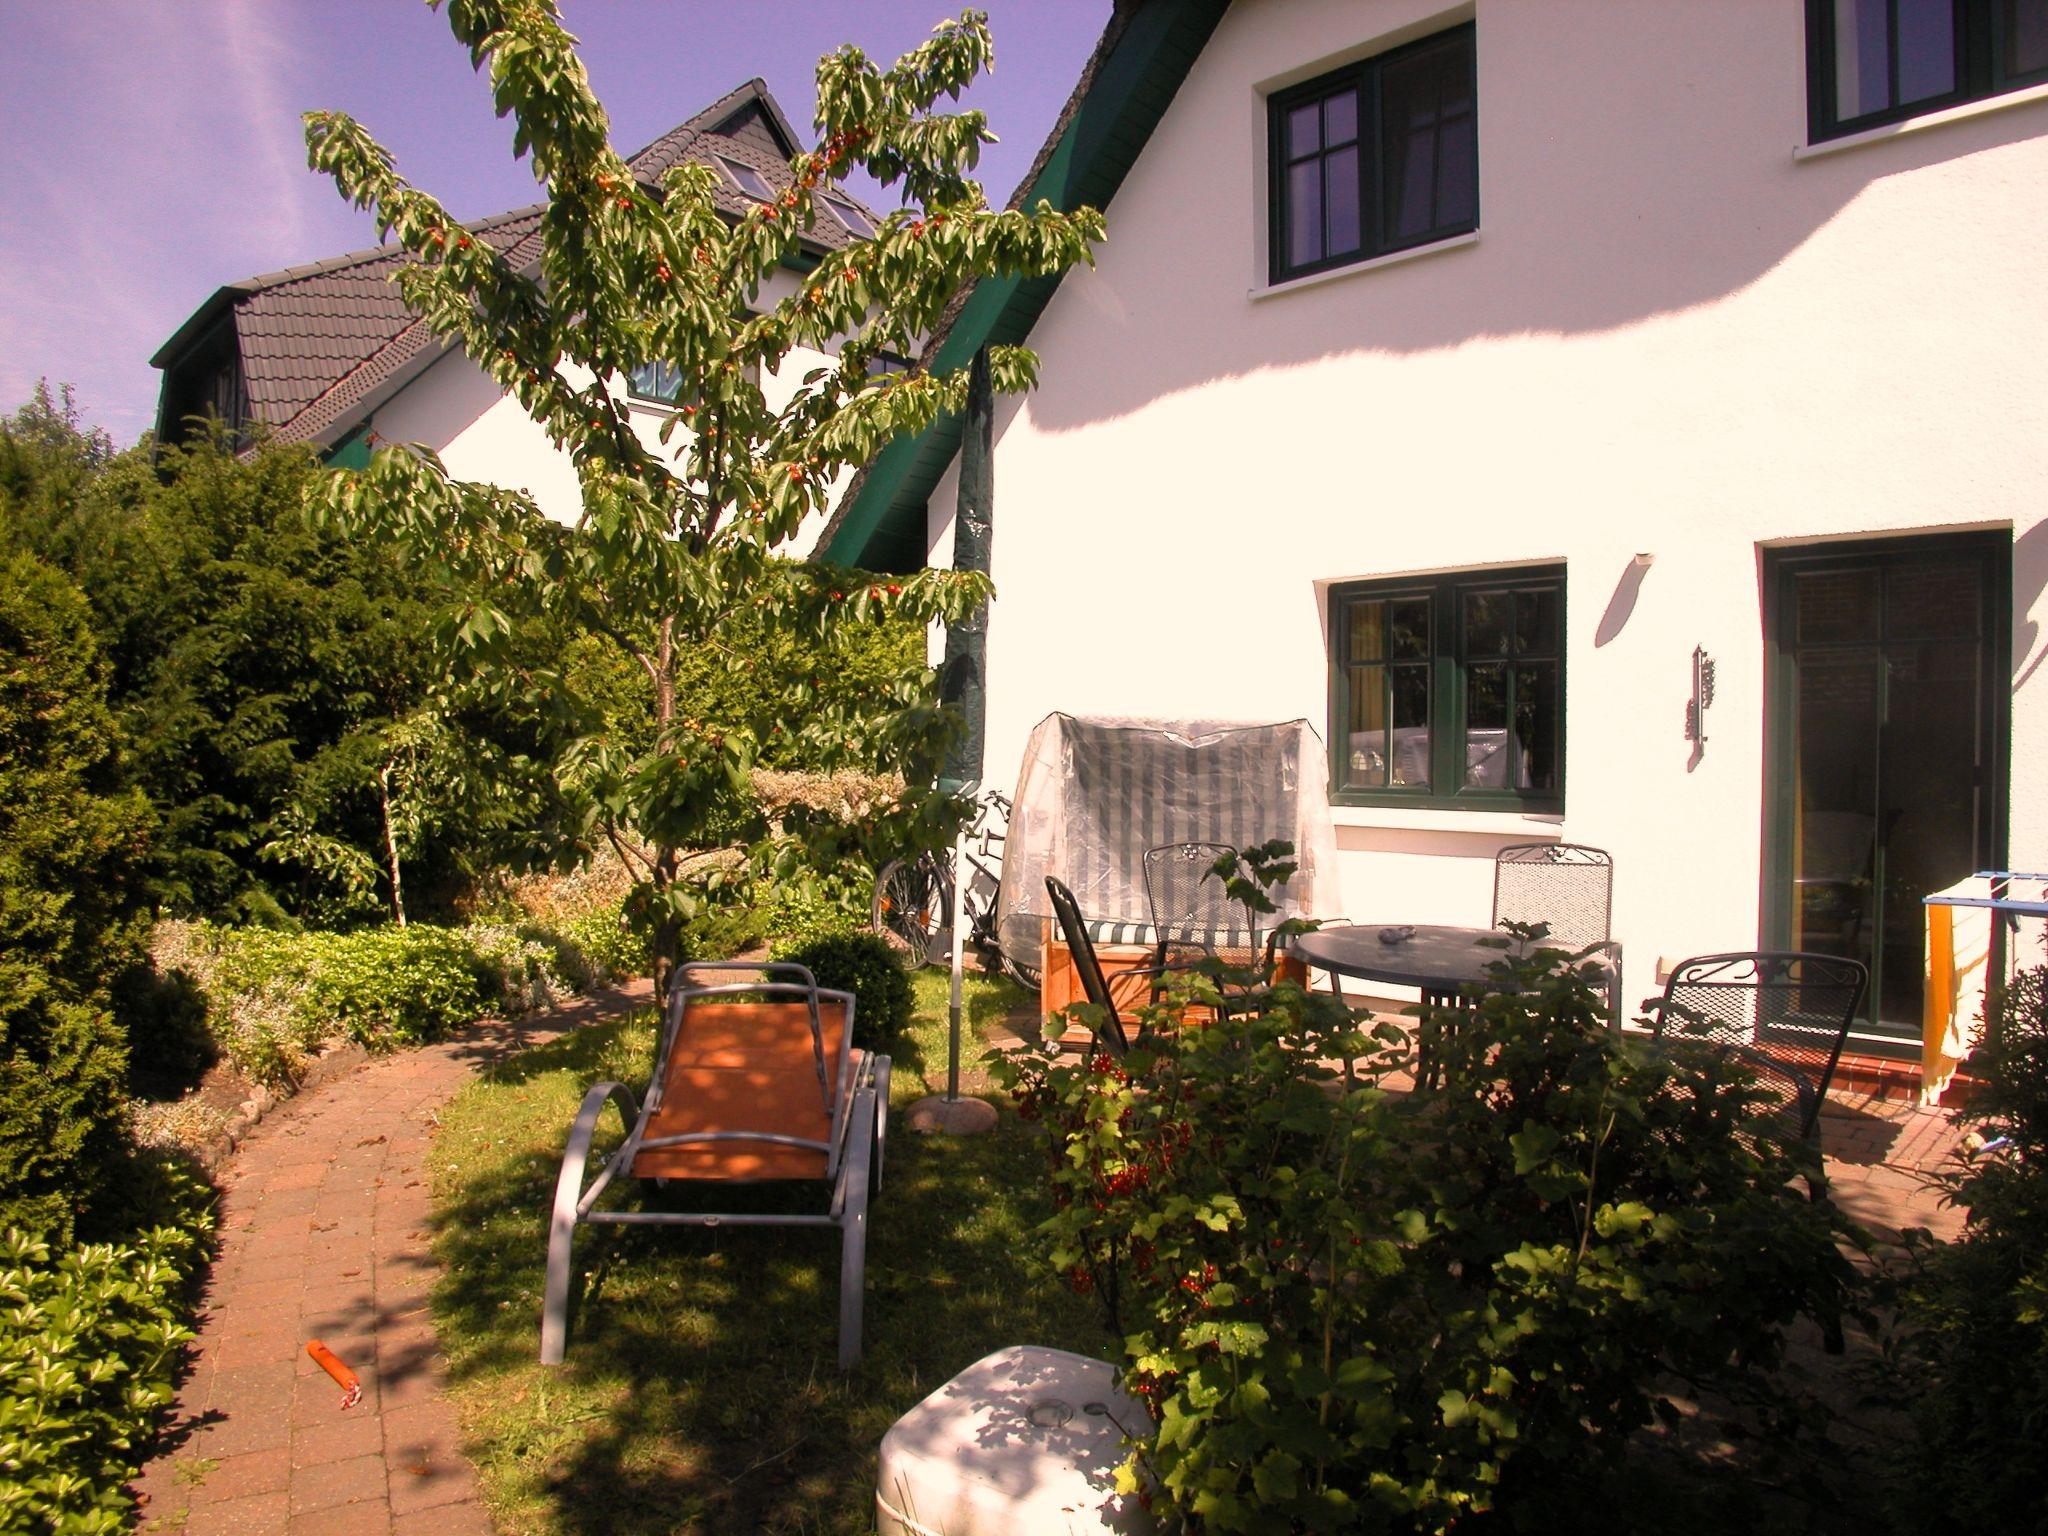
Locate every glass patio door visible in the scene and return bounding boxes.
[1767,536,2007,1037]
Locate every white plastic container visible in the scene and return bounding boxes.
[875,1345,1157,1535]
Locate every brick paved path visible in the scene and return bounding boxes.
[135,980,653,1536]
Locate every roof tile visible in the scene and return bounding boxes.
[167,81,880,447]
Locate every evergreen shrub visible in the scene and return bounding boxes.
[0,545,152,1245]
[0,1219,206,1534]
[772,932,913,1053]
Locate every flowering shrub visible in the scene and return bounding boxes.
[994,908,1859,1531]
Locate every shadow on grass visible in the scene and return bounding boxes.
[428,977,1100,1536]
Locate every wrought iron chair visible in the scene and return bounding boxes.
[1493,842,1620,1023]
[1045,876,1202,1058]
[1142,841,1262,972]
[1646,950,1867,1149]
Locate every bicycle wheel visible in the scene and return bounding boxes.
[992,903,1043,993]
[871,857,951,968]
[999,947,1044,994]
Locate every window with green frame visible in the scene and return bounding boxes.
[1268,23,1477,285]
[1328,567,1565,811]
[1808,0,2048,142]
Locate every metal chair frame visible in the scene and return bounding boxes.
[540,961,889,1369]
[1046,876,1203,1057]
[1646,949,1867,1145]
[1141,841,1262,972]
[1493,842,1620,1023]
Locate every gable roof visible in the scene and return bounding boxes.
[153,79,879,450]
[817,0,1232,572]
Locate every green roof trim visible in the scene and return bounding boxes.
[324,426,373,471]
[822,0,1231,570]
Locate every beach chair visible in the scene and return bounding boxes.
[540,961,889,1369]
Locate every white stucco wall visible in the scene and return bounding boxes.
[923,0,2048,1015]
[366,264,852,556]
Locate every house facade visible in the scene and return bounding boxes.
[823,0,2048,1046]
[151,80,882,550]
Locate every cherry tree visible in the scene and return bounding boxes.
[303,2,1102,988]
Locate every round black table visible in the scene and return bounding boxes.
[1293,923,1522,1087]
[1291,923,1516,1005]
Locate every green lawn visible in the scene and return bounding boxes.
[426,970,1103,1535]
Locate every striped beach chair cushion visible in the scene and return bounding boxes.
[1081,918,1262,952]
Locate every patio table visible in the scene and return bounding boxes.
[1292,923,1516,1006]
[1295,923,1522,1086]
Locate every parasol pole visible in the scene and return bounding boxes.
[907,347,998,1136]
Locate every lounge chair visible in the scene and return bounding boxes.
[540,961,889,1368]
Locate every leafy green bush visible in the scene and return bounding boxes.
[761,882,857,953]
[554,899,650,983]
[0,1219,205,1534]
[1892,965,2048,1530]
[773,932,913,1053]
[298,925,489,1048]
[0,543,153,1246]
[677,900,768,965]
[994,922,1858,1532]
[150,916,601,1084]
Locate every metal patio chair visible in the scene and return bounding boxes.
[1046,876,1207,1058]
[1142,841,1263,972]
[1646,950,1866,1148]
[540,961,888,1369]
[1493,842,1621,1023]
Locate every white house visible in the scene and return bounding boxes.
[151,80,886,551]
[819,0,2048,1067]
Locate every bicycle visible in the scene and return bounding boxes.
[871,789,1043,992]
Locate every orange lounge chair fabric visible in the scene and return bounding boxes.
[633,1000,849,1181]
[542,963,886,1371]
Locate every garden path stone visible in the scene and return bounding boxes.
[136,978,654,1536]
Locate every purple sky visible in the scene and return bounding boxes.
[0,1,1104,446]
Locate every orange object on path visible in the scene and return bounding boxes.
[305,1339,362,1409]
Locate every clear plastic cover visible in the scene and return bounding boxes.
[996,713,1340,963]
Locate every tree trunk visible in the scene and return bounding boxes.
[378,758,406,927]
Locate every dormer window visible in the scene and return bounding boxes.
[1267,24,1477,285]
[717,155,776,202]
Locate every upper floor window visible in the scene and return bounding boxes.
[1268,24,1477,285]
[627,358,687,403]
[1329,564,1563,812]
[1809,0,2048,141]
[626,354,759,407]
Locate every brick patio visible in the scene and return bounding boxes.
[134,980,652,1536]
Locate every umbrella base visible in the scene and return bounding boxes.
[903,1094,997,1136]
